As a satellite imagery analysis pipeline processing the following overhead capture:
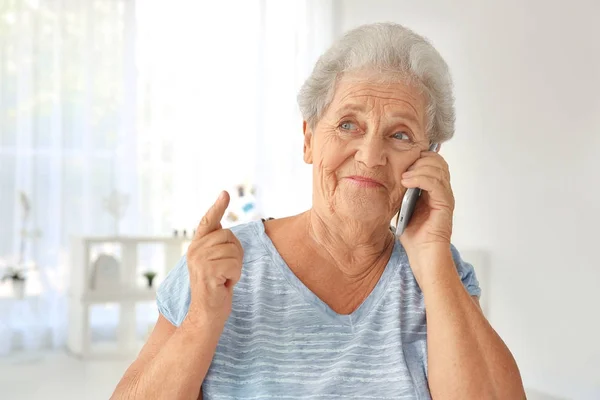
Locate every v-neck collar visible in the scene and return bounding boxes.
[252,220,402,328]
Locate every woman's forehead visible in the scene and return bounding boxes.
[332,74,425,114]
[329,74,426,125]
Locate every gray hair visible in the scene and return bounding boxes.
[297,23,455,143]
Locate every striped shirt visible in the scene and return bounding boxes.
[157,220,481,399]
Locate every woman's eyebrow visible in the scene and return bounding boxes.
[335,103,421,127]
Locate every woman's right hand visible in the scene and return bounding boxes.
[185,191,244,328]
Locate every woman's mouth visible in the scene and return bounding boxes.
[345,176,384,188]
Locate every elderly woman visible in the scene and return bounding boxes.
[112,23,524,399]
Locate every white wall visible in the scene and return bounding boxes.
[336,0,600,398]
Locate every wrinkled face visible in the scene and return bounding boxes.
[303,71,430,224]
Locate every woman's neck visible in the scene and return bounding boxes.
[302,209,395,278]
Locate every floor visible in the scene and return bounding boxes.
[0,350,567,400]
[0,351,132,400]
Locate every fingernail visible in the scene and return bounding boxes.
[218,191,225,201]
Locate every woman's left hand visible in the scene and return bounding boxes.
[399,150,455,256]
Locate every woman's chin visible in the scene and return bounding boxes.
[335,199,391,224]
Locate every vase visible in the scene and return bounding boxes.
[145,276,155,288]
[12,279,25,299]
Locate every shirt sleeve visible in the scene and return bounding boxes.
[156,254,191,327]
[450,244,482,298]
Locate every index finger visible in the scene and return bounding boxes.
[193,191,230,240]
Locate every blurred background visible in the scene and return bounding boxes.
[0,0,598,399]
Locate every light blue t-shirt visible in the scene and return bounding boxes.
[157,220,480,399]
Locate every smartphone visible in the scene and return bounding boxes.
[395,143,439,236]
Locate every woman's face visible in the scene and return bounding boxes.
[304,72,430,225]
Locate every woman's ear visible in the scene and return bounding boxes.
[303,121,313,164]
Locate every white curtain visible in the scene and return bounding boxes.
[254,0,336,219]
[0,0,334,352]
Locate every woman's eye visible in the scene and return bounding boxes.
[393,132,410,141]
[340,122,358,131]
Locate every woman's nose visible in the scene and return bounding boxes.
[355,136,387,168]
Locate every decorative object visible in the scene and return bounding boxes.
[89,254,121,290]
[1,267,26,299]
[143,271,157,288]
[0,191,43,299]
[18,191,31,262]
[103,190,129,235]
[18,192,43,261]
[225,182,258,225]
[173,229,194,238]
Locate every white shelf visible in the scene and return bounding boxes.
[67,236,187,359]
[78,287,157,303]
[81,236,192,244]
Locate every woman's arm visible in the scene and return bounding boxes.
[400,150,525,399]
[110,314,219,400]
[411,248,525,400]
[112,191,244,400]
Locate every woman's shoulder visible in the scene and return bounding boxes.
[156,219,276,327]
[228,219,272,263]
